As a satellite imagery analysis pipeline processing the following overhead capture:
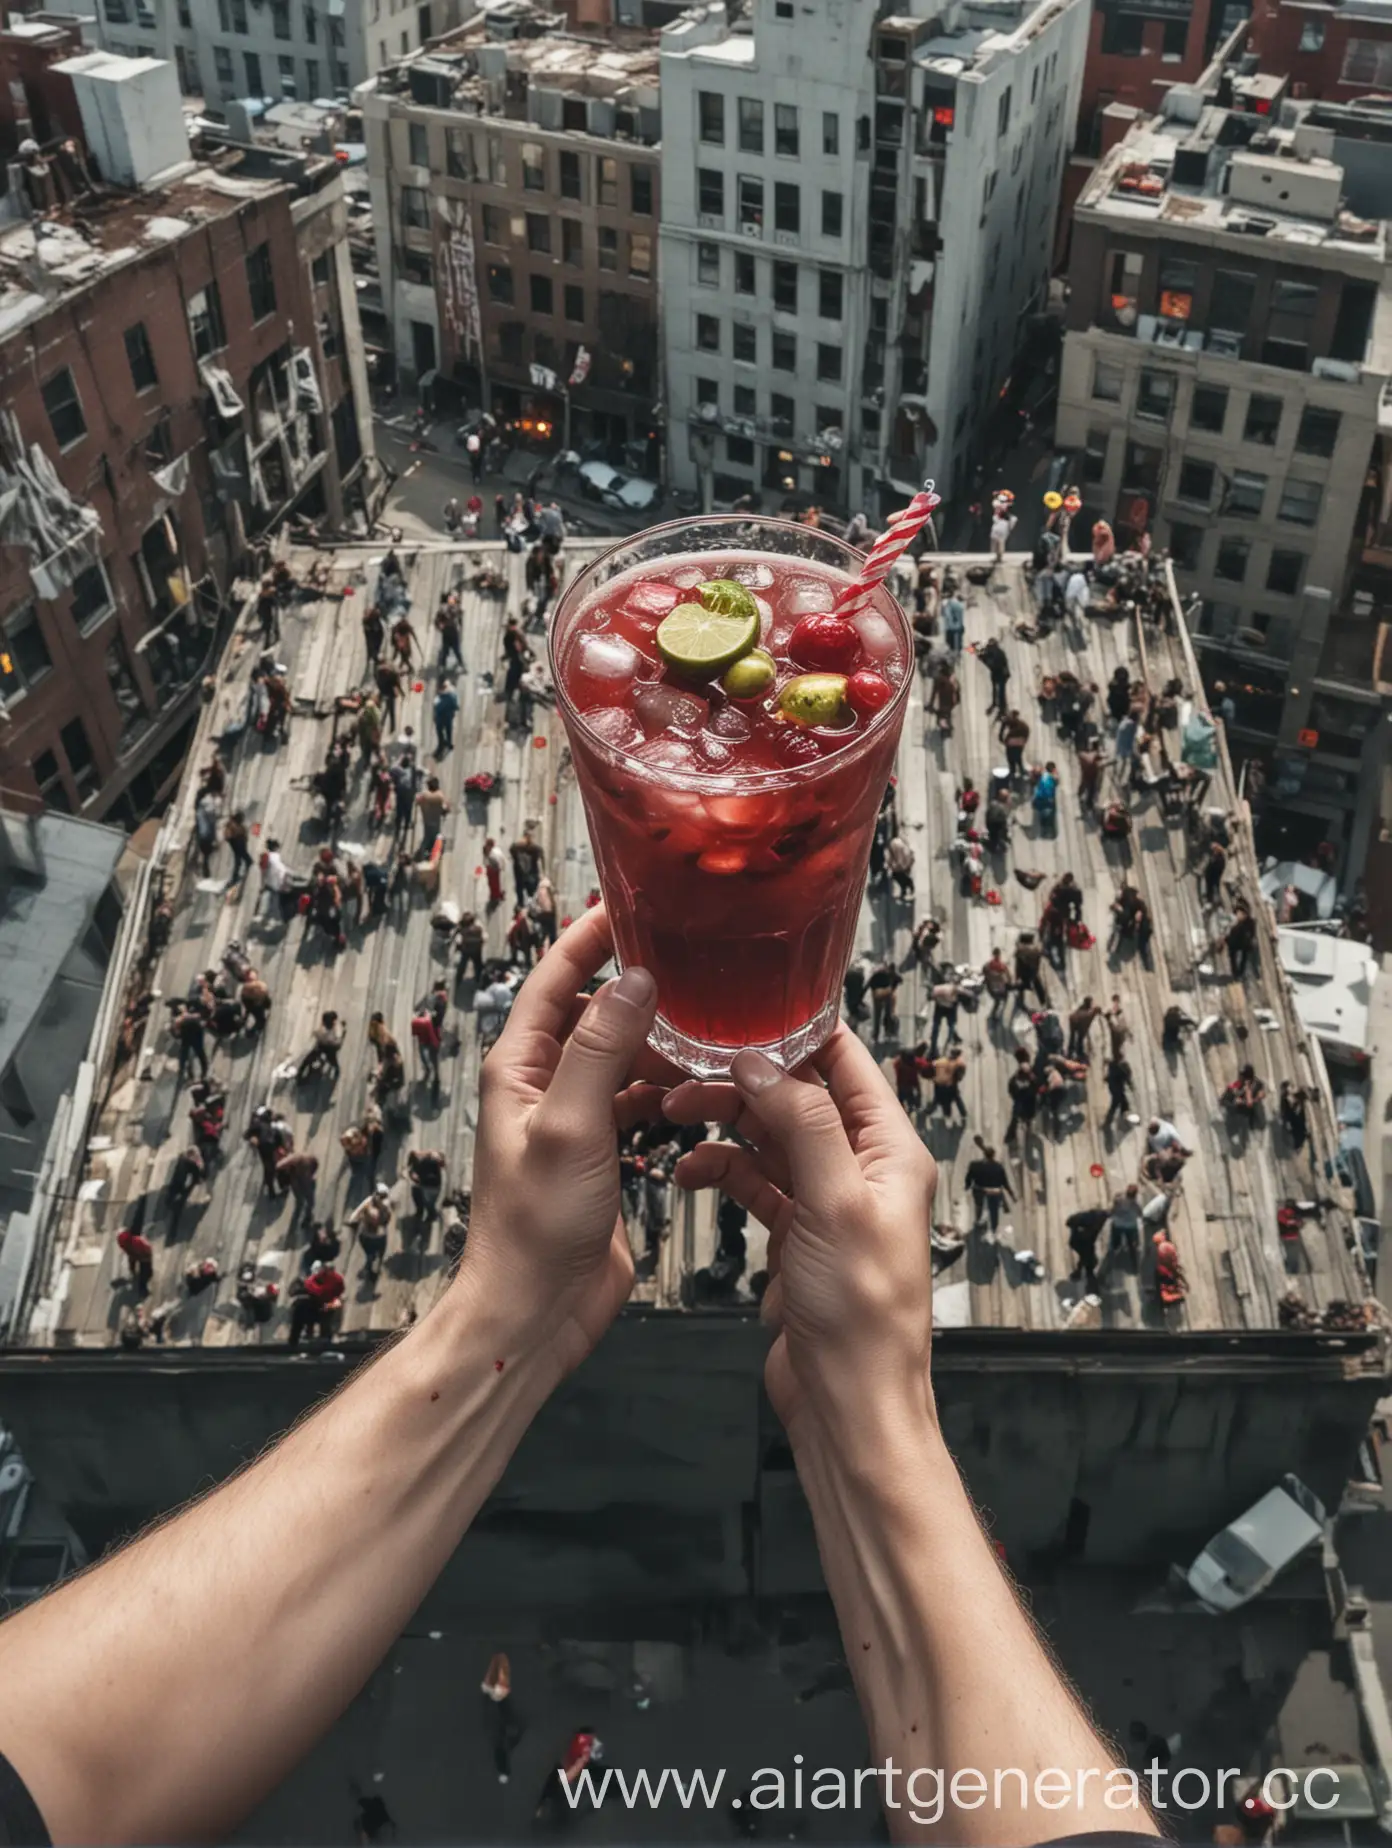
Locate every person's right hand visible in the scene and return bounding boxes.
[662,1029,937,1443]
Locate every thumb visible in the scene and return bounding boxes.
[729,1049,861,1205]
[532,967,658,1146]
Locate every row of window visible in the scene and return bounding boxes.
[1165,522,1307,597]
[691,378,845,435]
[692,316,843,381]
[484,264,648,315]
[696,169,840,239]
[479,231,649,296]
[697,93,839,160]
[421,128,656,215]
[1118,365,1343,457]
[471,206,651,280]
[693,245,843,319]
[0,559,116,711]
[208,44,345,92]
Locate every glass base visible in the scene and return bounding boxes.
[646,994,841,1080]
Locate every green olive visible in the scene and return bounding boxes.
[779,673,848,727]
[721,648,777,699]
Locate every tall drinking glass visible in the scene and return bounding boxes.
[550,516,912,1078]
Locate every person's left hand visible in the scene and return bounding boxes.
[459,904,670,1379]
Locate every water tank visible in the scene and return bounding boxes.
[51,51,190,188]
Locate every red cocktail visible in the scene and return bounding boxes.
[550,518,912,1076]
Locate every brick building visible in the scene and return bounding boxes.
[0,48,377,823]
[361,3,662,459]
[1248,0,1392,101]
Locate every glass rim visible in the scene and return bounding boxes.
[548,513,913,797]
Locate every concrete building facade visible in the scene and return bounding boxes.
[89,0,464,113]
[0,50,376,822]
[659,0,1087,518]
[1055,69,1392,880]
[360,4,662,453]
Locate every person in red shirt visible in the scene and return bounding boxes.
[302,1262,345,1310]
[410,1008,442,1096]
[116,1227,153,1293]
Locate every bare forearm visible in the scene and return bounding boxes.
[0,1279,551,1846]
[792,1396,1150,1845]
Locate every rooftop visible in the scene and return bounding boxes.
[8,544,1374,1352]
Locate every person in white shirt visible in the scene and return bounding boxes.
[990,512,1017,562]
[1064,569,1090,618]
[260,840,297,920]
[1146,1117,1190,1157]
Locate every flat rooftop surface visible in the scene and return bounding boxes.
[21,546,1367,1348]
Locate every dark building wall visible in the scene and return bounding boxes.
[0,1325,1382,1593]
[0,188,314,818]
[1248,0,1392,99]
[0,21,87,154]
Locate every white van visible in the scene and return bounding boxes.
[1186,1474,1326,1613]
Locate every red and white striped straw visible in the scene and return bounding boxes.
[834,481,941,618]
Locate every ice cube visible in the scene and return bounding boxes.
[671,565,706,589]
[766,619,798,653]
[622,582,682,625]
[707,705,753,742]
[753,593,772,637]
[581,706,643,752]
[851,610,899,662]
[577,632,641,680]
[695,732,734,771]
[633,736,700,774]
[785,579,836,616]
[633,684,710,738]
[730,561,775,589]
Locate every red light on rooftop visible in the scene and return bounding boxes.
[933,106,955,126]
[1255,97,1271,115]
[334,147,349,161]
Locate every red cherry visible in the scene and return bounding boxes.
[845,669,893,717]
[788,614,861,674]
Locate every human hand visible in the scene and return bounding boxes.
[458,904,671,1380]
[663,1028,937,1444]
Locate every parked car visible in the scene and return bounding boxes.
[1186,1473,1326,1612]
[576,459,662,513]
[577,459,624,502]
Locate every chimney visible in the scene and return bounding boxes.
[1100,102,1141,158]
[50,51,190,187]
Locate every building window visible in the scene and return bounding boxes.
[733,323,757,364]
[734,384,756,416]
[1295,406,1340,457]
[304,57,319,95]
[1106,249,1142,324]
[60,717,97,797]
[1168,521,1202,570]
[996,87,1012,138]
[821,191,842,238]
[482,205,504,245]
[304,3,317,38]
[772,330,796,372]
[697,242,720,286]
[124,321,158,393]
[29,750,68,812]
[0,604,53,704]
[598,226,618,272]
[631,166,653,216]
[214,45,233,84]
[1242,394,1281,447]
[1223,470,1266,518]
[526,212,551,254]
[1159,254,1198,321]
[402,249,432,285]
[246,241,277,321]
[407,122,428,168]
[562,218,582,265]
[41,367,86,450]
[497,322,524,363]
[559,150,581,200]
[699,91,725,145]
[1214,537,1250,583]
[1299,17,1325,50]
[738,96,764,153]
[598,158,618,207]
[1091,359,1123,402]
[1161,16,1186,57]
[695,377,719,411]
[245,50,263,93]
[189,282,227,360]
[627,232,652,280]
[698,168,723,218]
[697,314,720,352]
[1209,269,1255,336]
[521,141,545,191]
[1279,477,1321,526]
[487,263,514,303]
[816,342,841,382]
[769,393,794,436]
[774,182,799,235]
[530,274,553,315]
[1136,370,1175,422]
[1177,458,1215,504]
[1272,276,1319,320]
[1082,428,1109,484]
[1123,442,1162,495]
[818,270,842,320]
[727,435,755,466]
[69,561,113,633]
[1190,384,1227,434]
[401,185,428,229]
[272,0,290,34]
[1100,9,1144,53]
[774,103,798,157]
[564,285,585,323]
[1267,549,1304,594]
[822,111,839,155]
[772,261,798,312]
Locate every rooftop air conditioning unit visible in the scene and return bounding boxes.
[1312,357,1359,382]
[1235,626,1268,648]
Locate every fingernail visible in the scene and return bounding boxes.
[613,966,655,1008]
[732,1048,781,1093]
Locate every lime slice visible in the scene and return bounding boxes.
[722,647,777,699]
[657,601,760,673]
[698,578,758,621]
[779,673,847,726]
